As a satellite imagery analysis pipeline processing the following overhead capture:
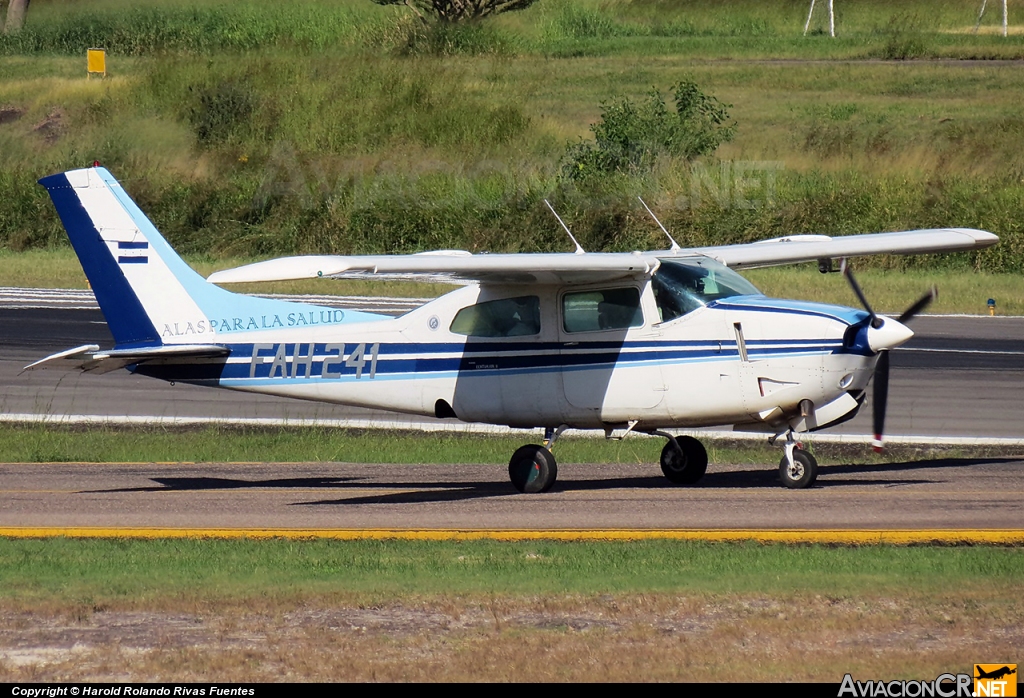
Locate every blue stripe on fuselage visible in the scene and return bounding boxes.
[131,338,847,385]
[709,296,870,325]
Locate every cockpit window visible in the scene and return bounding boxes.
[652,258,762,323]
[450,296,541,337]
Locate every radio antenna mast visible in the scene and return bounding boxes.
[544,199,585,254]
[638,196,680,251]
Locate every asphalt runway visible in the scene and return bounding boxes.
[1,457,1022,529]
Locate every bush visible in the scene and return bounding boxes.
[187,82,256,145]
[561,81,735,182]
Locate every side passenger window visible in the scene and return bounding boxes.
[450,296,541,337]
[562,287,643,333]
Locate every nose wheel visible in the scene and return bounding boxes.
[778,436,818,489]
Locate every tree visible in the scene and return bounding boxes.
[3,0,30,34]
[373,0,537,24]
[562,82,736,182]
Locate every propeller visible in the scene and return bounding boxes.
[840,260,936,452]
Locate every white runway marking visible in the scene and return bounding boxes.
[3,412,1024,447]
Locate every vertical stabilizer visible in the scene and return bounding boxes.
[39,167,384,348]
[39,168,163,346]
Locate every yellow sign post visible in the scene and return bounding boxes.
[87,48,106,78]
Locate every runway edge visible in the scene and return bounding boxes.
[1,528,1023,544]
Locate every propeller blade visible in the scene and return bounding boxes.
[897,287,937,324]
[840,259,881,328]
[872,350,890,453]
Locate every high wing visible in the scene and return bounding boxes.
[207,251,660,285]
[206,227,997,285]
[693,228,998,270]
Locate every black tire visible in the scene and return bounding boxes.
[508,444,558,493]
[779,449,818,489]
[660,436,708,485]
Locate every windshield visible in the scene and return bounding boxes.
[651,258,762,323]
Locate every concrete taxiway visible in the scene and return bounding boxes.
[0,457,1022,530]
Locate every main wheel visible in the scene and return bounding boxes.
[660,436,708,485]
[508,444,557,493]
[779,449,818,489]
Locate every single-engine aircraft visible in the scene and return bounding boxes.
[28,167,999,491]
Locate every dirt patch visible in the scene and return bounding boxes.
[0,105,24,125]
[0,595,1020,682]
[33,108,67,143]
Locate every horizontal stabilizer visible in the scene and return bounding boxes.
[25,344,229,375]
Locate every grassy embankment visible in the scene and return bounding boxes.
[1,0,1023,291]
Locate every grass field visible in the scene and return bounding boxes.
[0,537,1020,681]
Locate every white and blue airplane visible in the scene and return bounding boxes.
[28,166,998,491]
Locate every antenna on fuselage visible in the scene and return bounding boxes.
[637,196,680,251]
[544,199,585,254]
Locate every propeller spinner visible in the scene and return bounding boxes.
[840,260,936,452]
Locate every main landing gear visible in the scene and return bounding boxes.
[652,431,708,485]
[506,427,818,492]
[507,426,566,493]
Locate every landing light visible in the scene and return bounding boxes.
[838,373,854,389]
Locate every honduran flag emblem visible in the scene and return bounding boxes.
[116,240,149,264]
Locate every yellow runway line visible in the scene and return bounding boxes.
[0,528,1022,544]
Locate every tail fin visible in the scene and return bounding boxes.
[39,167,382,348]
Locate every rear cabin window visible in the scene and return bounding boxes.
[562,287,643,333]
[449,296,541,338]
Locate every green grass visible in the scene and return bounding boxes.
[0,423,1012,468]
[0,423,709,465]
[1,538,1020,606]
[2,1,1023,270]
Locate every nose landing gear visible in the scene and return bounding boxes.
[776,431,818,489]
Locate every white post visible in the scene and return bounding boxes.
[975,0,989,34]
[804,0,816,36]
[828,0,835,37]
[1003,0,1008,37]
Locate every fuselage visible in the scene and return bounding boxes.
[134,278,883,434]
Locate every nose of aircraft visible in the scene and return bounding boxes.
[865,316,914,353]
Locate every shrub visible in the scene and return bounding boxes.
[561,81,735,182]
